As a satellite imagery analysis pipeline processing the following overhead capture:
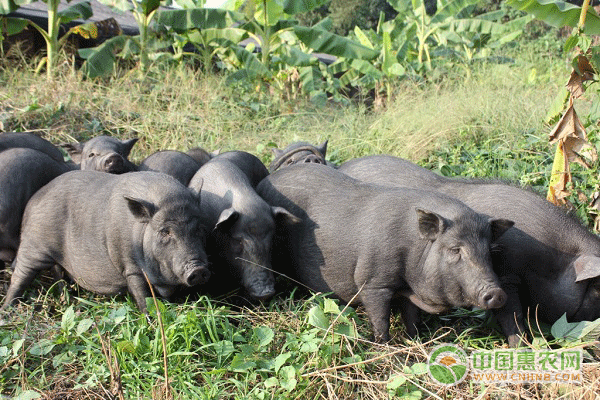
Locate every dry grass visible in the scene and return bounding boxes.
[1,59,559,167]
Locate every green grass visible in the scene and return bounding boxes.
[1,38,600,399]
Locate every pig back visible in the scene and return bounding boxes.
[0,148,70,260]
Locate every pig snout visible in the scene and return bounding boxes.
[303,154,324,164]
[103,154,124,172]
[249,285,276,301]
[243,268,276,301]
[183,262,211,286]
[478,287,507,309]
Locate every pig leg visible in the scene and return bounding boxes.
[360,287,394,343]
[125,272,152,314]
[1,254,55,310]
[399,298,421,339]
[494,274,526,347]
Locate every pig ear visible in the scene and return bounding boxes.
[124,195,157,222]
[574,255,600,282]
[60,142,84,164]
[317,140,328,156]
[215,207,239,232]
[272,206,301,225]
[415,208,445,240]
[189,177,203,199]
[490,218,514,242]
[272,148,284,157]
[121,138,139,157]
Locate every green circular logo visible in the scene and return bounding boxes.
[428,344,469,386]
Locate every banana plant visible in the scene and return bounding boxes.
[153,0,378,102]
[1,0,92,79]
[507,0,600,34]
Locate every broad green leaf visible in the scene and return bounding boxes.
[116,340,136,353]
[387,0,412,14]
[1,0,18,14]
[228,45,269,75]
[155,8,243,32]
[551,313,600,342]
[387,63,406,76]
[349,58,383,79]
[264,377,279,388]
[432,0,482,24]
[13,391,41,400]
[545,86,570,125]
[140,0,160,16]
[253,326,274,349]
[353,26,374,49]
[230,353,256,371]
[323,298,341,314]
[299,66,327,93]
[507,0,600,35]
[278,46,315,67]
[476,9,508,21]
[410,362,429,375]
[29,339,56,356]
[279,365,297,392]
[57,1,92,24]
[283,0,328,15]
[382,30,395,75]
[307,304,329,329]
[212,340,235,357]
[387,374,407,390]
[12,339,25,357]
[293,26,379,60]
[564,33,578,53]
[1,17,29,35]
[200,27,247,45]
[272,352,291,373]
[254,0,284,27]
[79,35,130,78]
[61,305,76,333]
[76,318,94,335]
[313,16,332,31]
[0,346,9,360]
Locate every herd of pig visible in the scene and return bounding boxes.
[1,132,599,348]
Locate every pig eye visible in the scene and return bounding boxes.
[159,228,172,238]
[449,247,461,255]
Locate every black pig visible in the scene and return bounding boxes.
[0,148,70,265]
[257,164,513,342]
[1,171,210,313]
[189,158,299,300]
[138,150,202,185]
[61,136,138,173]
[269,140,329,172]
[339,154,600,346]
[0,132,65,163]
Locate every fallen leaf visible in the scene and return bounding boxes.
[566,54,595,98]
[547,140,572,205]
[548,103,598,167]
